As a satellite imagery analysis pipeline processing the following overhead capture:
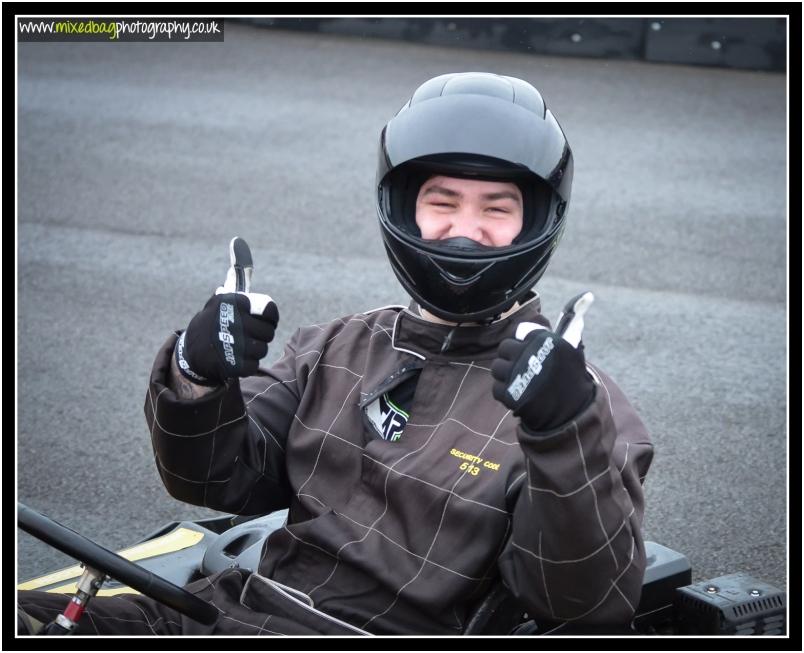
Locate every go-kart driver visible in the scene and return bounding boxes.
[18,72,653,636]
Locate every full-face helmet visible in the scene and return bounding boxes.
[376,72,573,322]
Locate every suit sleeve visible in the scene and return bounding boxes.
[497,364,654,625]
[144,331,302,516]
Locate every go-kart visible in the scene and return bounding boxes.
[17,502,787,636]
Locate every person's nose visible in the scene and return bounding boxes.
[447,210,484,242]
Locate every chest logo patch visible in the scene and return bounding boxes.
[366,393,409,442]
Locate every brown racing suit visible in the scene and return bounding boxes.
[19,295,653,635]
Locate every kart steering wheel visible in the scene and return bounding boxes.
[18,503,219,626]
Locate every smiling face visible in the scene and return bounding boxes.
[414,175,524,247]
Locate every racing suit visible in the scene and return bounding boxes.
[19,296,653,635]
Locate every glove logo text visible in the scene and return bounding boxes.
[176,331,208,382]
[218,302,236,366]
[507,337,554,401]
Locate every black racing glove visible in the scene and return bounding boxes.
[491,292,597,432]
[174,238,279,387]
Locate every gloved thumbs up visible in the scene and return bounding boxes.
[175,238,279,387]
[213,237,276,318]
[490,291,596,432]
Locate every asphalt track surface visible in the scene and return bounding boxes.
[17,22,788,606]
